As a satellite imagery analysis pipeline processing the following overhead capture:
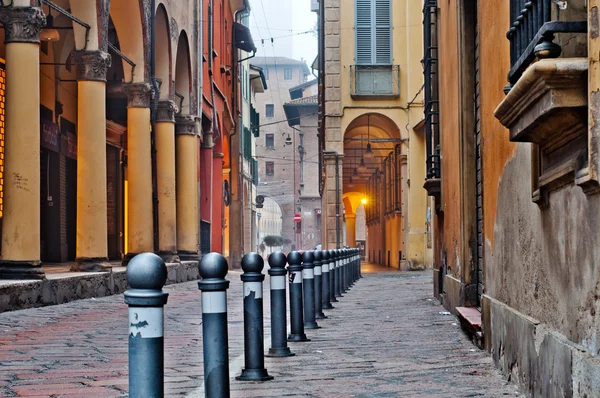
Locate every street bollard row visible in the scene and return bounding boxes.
[124,248,362,398]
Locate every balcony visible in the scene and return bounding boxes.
[496,0,594,205]
[350,65,400,99]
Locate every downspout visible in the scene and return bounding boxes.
[335,153,340,249]
[150,0,159,252]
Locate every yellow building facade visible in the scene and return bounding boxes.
[319,0,432,268]
[0,0,203,279]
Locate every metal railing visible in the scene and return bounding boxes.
[427,147,441,180]
[506,0,586,86]
[350,65,400,98]
[423,0,440,180]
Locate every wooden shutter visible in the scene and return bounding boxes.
[355,0,372,64]
[355,0,391,65]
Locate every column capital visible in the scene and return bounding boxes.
[156,100,178,122]
[73,51,112,82]
[124,82,153,108]
[0,7,45,44]
[323,152,344,162]
[175,114,198,136]
[345,213,356,220]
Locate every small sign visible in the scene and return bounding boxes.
[293,213,301,222]
[40,119,60,153]
[66,132,77,159]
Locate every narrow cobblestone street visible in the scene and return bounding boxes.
[0,266,523,397]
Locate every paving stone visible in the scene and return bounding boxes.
[0,266,523,397]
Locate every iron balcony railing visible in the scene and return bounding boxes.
[350,65,400,98]
[506,0,586,86]
[423,0,440,180]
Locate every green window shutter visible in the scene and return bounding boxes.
[243,127,252,160]
[355,0,392,65]
[252,159,258,185]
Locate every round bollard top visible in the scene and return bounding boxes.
[322,250,330,261]
[302,250,314,264]
[124,253,169,307]
[313,250,323,264]
[287,251,303,272]
[198,252,230,291]
[241,252,265,282]
[268,252,288,276]
[126,252,168,290]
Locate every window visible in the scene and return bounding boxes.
[265,104,274,118]
[355,0,392,65]
[284,68,292,80]
[266,161,274,176]
[265,134,274,149]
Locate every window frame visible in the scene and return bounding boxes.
[265,104,274,118]
[265,133,275,149]
[284,67,292,80]
[265,161,275,176]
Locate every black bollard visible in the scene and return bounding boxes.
[266,252,295,357]
[352,249,357,284]
[313,250,327,319]
[287,251,310,341]
[329,250,338,303]
[125,253,169,398]
[335,249,343,298]
[198,253,231,397]
[301,250,320,329]
[236,253,273,381]
[321,250,334,309]
[340,249,347,293]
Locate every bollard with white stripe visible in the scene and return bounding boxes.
[287,251,310,341]
[198,253,231,397]
[236,253,273,381]
[321,250,334,309]
[329,250,338,303]
[125,253,169,398]
[340,249,347,293]
[301,250,320,329]
[266,252,294,357]
[313,250,327,319]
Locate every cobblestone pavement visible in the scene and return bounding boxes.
[0,265,523,397]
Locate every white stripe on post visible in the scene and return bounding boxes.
[202,291,227,314]
[270,275,286,290]
[129,307,164,338]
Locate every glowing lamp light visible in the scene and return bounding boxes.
[361,198,367,205]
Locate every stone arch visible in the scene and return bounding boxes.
[154,4,172,99]
[108,0,146,82]
[174,30,192,114]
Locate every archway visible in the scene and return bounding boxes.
[258,196,284,256]
[154,4,172,99]
[174,31,192,115]
[343,113,404,267]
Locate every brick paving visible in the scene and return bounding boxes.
[0,265,523,397]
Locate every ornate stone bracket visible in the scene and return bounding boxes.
[156,100,178,123]
[495,58,595,206]
[175,114,198,136]
[124,82,152,108]
[73,51,112,82]
[0,7,45,44]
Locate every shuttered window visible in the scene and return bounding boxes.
[355,0,392,65]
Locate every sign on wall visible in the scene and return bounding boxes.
[40,120,60,153]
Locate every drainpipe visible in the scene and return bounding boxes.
[335,153,340,249]
[150,0,159,252]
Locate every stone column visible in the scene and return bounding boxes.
[175,115,200,260]
[72,51,112,272]
[322,152,343,250]
[345,213,356,248]
[155,100,178,262]
[123,83,154,262]
[0,7,45,279]
[400,153,409,269]
[200,128,214,253]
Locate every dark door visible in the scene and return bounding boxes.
[106,144,121,260]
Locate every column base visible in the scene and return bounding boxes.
[178,250,200,262]
[315,312,328,319]
[0,260,45,280]
[304,321,320,329]
[235,368,274,381]
[331,297,339,302]
[266,347,295,357]
[72,258,112,272]
[288,333,310,342]
[157,251,180,264]
[323,303,335,309]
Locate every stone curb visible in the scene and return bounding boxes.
[0,261,199,313]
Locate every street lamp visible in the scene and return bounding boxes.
[364,115,374,159]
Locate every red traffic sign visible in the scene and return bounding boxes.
[294,213,301,222]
